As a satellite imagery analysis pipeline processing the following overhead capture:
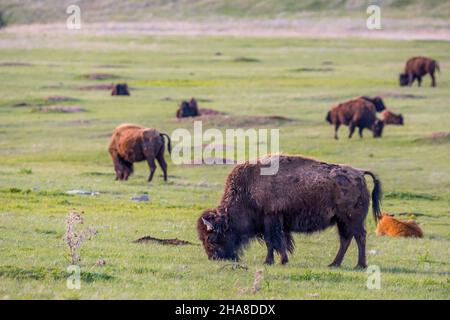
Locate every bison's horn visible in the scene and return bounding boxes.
[202,217,214,231]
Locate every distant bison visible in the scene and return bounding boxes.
[111,83,130,96]
[326,97,384,139]
[399,57,440,87]
[376,214,423,238]
[176,98,199,118]
[108,124,171,182]
[197,154,382,268]
[381,110,404,125]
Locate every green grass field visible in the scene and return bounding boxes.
[0,23,449,299]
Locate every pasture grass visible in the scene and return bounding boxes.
[0,31,449,299]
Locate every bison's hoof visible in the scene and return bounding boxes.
[355,264,367,270]
[264,259,274,265]
[328,262,340,268]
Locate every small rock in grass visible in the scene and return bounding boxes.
[369,249,379,255]
[95,259,106,267]
[131,194,150,202]
[66,190,100,196]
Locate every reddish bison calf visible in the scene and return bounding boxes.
[380,110,404,125]
[326,97,384,139]
[399,57,440,87]
[108,124,171,182]
[376,214,423,238]
[197,155,382,268]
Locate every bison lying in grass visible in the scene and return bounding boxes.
[326,97,385,139]
[376,214,423,238]
[399,57,440,87]
[108,124,171,182]
[176,98,199,118]
[381,110,404,125]
[197,154,382,268]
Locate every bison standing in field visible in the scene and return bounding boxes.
[108,124,171,182]
[326,97,385,139]
[111,83,130,96]
[197,154,382,268]
[399,57,440,87]
[380,110,404,125]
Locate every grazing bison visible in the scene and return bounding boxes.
[176,98,199,118]
[381,110,404,125]
[197,155,382,268]
[111,83,130,96]
[326,98,385,139]
[376,214,423,238]
[399,57,440,87]
[108,124,171,182]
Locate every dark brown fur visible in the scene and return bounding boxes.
[111,83,130,96]
[108,124,171,182]
[326,97,384,139]
[197,155,382,268]
[176,98,199,118]
[381,110,404,125]
[399,57,440,87]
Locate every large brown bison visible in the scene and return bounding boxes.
[380,110,404,125]
[108,124,171,182]
[399,57,440,87]
[197,155,382,268]
[326,97,385,139]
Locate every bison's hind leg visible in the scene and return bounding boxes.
[353,223,367,269]
[263,216,289,265]
[328,221,352,268]
[156,150,168,181]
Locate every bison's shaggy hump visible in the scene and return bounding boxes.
[198,154,382,268]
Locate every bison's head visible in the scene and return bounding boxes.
[325,111,332,124]
[399,73,409,86]
[372,119,385,138]
[372,96,386,112]
[197,209,238,261]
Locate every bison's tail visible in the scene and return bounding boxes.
[363,171,382,224]
[160,133,172,155]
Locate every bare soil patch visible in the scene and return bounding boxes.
[33,106,86,113]
[380,92,425,99]
[177,113,295,128]
[84,73,119,80]
[133,236,197,246]
[416,132,450,144]
[78,84,114,91]
[0,61,32,67]
[46,96,78,102]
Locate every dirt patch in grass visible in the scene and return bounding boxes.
[46,95,78,102]
[416,132,450,144]
[177,114,296,127]
[380,92,426,99]
[133,236,197,246]
[84,73,119,80]
[97,64,128,69]
[233,57,260,63]
[33,106,86,113]
[0,61,32,67]
[78,84,114,91]
[291,67,334,72]
[12,102,32,107]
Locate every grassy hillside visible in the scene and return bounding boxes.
[0,29,449,298]
[1,0,450,25]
